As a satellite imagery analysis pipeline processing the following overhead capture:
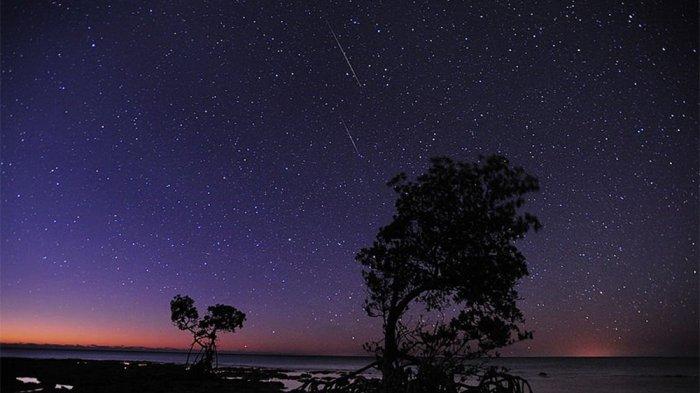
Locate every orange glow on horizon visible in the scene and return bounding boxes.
[0,313,632,356]
[0,320,361,355]
[568,341,617,357]
[1,321,181,348]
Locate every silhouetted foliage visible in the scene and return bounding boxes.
[356,155,541,392]
[170,294,246,374]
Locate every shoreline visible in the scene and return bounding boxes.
[1,357,335,392]
[2,355,699,393]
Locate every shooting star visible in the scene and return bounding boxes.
[326,21,362,88]
[341,119,362,158]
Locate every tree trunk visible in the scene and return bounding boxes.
[382,311,400,391]
[381,285,429,391]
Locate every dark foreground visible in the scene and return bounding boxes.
[1,357,305,392]
[3,355,699,393]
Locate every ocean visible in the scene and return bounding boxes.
[1,347,697,393]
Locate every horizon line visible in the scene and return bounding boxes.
[1,342,697,359]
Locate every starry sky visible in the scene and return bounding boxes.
[1,1,697,357]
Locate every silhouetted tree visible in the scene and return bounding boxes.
[170,294,246,373]
[356,155,541,392]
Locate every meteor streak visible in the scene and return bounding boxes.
[327,21,362,88]
[341,119,362,157]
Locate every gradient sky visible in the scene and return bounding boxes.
[1,1,697,356]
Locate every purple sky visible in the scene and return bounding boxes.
[1,1,697,356]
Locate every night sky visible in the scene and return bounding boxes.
[1,1,697,357]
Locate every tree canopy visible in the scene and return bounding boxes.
[170,294,246,373]
[357,155,541,391]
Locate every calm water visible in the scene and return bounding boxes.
[1,347,697,393]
